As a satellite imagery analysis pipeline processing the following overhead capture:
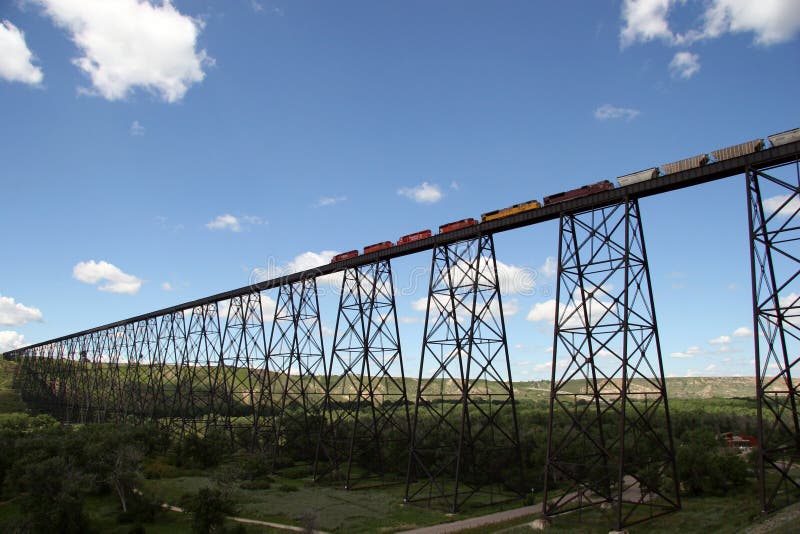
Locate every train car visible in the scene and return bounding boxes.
[481,199,542,222]
[661,154,709,175]
[330,250,358,263]
[439,218,478,233]
[711,139,764,162]
[398,229,432,245]
[543,180,614,206]
[769,127,800,147]
[617,167,659,187]
[363,241,393,254]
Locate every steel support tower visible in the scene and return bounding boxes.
[314,260,411,488]
[214,292,272,449]
[543,199,680,529]
[747,160,800,512]
[267,278,328,464]
[405,234,524,512]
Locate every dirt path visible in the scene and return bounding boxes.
[397,503,542,534]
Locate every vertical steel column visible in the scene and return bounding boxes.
[747,161,800,512]
[267,278,327,465]
[314,260,411,488]
[543,199,679,530]
[405,234,524,512]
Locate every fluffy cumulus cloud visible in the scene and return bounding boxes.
[0,19,44,85]
[397,182,443,203]
[496,260,537,295]
[733,326,752,337]
[763,194,800,219]
[73,260,143,294]
[526,299,558,324]
[33,0,210,102]
[620,0,674,47]
[250,250,344,289]
[0,295,43,326]
[709,335,731,344]
[669,51,700,79]
[620,0,800,47]
[0,331,26,352]
[594,104,640,121]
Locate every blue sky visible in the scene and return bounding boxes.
[1,0,799,380]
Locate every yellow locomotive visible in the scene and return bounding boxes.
[481,199,542,222]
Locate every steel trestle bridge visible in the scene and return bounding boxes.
[6,139,800,529]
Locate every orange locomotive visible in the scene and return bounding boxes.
[439,218,478,233]
[398,229,432,245]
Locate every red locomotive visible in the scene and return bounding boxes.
[439,218,478,234]
[330,250,358,263]
[543,180,614,206]
[363,241,394,254]
[398,229,432,245]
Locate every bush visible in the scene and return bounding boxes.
[181,487,237,534]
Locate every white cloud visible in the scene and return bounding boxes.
[539,256,557,278]
[399,316,422,324]
[397,182,443,203]
[733,326,752,337]
[250,250,343,289]
[709,335,731,345]
[411,297,428,312]
[620,0,800,48]
[260,294,277,320]
[670,345,703,358]
[449,181,460,191]
[703,0,800,45]
[526,299,558,324]
[206,214,241,232]
[620,0,674,47]
[34,0,210,102]
[0,295,43,326]
[594,104,640,121]
[763,194,800,219]
[73,260,142,294]
[535,361,553,371]
[0,330,26,352]
[161,282,173,291]
[0,19,43,85]
[669,51,700,79]
[130,120,145,136]
[242,215,266,225]
[315,196,347,207]
[503,298,519,317]
[496,260,537,295]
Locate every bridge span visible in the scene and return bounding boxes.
[5,137,800,530]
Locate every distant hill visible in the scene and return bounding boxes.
[514,376,757,401]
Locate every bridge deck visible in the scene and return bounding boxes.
[6,140,800,354]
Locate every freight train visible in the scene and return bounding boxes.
[331,127,800,263]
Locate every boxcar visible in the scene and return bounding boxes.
[660,154,709,175]
[769,128,800,147]
[617,168,659,187]
[711,139,764,161]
